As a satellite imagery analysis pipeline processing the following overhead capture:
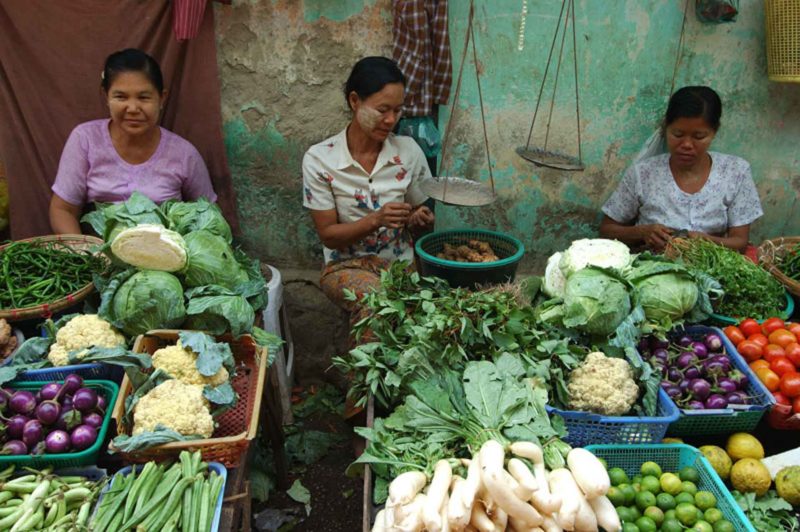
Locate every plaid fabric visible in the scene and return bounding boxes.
[392,0,452,117]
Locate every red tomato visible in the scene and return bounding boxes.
[780,372,800,398]
[774,391,792,405]
[785,342,800,368]
[748,333,769,348]
[762,317,787,335]
[763,344,786,363]
[756,368,781,392]
[737,340,763,362]
[788,322,800,338]
[769,329,797,348]
[771,356,796,377]
[794,396,800,414]
[723,326,746,346]
[739,318,762,338]
[750,360,771,372]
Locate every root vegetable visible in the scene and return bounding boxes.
[574,498,598,532]
[372,509,387,532]
[548,468,587,531]
[507,459,539,494]
[469,502,495,532]
[482,466,543,527]
[509,442,561,513]
[388,471,428,507]
[395,493,426,532]
[541,516,562,532]
[489,506,508,530]
[500,467,532,502]
[462,455,482,510]
[589,495,621,532]
[440,494,451,532]
[423,460,452,532]
[448,478,471,531]
[478,440,505,471]
[509,442,543,464]
[566,448,610,499]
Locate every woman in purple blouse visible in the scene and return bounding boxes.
[49,49,217,234]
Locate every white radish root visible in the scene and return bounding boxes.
[530,460,561,515]
[501,467,532,502]
[482,465,543,527]
[509,442,544,464]
[395,492,427,532]
[489,506,508,530]
[372,509,387,532]
[574,498,599,532]
[541,515,562,532]
[422,460,452,532]
[478,440,505,471]
[462,454,482,510]
[448,478,471,531]
[548,468,586,531]
[440,494,451,532]
[469,501,495,532]
[508,459,539,494]
[567,448,610,499]
[589,495,622,532]
[388,471,428,507]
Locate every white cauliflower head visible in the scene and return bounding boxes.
[151,342,229,387]
[133,379,214,438]
[47,314,125,367]
[567,351,640,416]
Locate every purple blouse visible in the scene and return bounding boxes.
[52,119,217,206]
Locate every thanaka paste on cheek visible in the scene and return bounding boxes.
[356,106,382,131]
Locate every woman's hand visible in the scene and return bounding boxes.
[408,206,435,230]
[640,224,673,251]
[372,202,412,229]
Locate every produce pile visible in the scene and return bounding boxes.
[435,240,499,263]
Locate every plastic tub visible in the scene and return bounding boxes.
[0,379,119,468]
[586,443,754,532]
[708,290,794,326]
[663,326,775,436]
[415,229,524,288]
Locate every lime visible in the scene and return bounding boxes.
[660,472,682,495]
[617,506,633,523]
[609,467,630,487]
[628,505,642,521]
[713,519,735,532]
[635,516,657,532]
[664,509,677,521]
[696,508,705,522]
[691,520,714,532]
[607,486,625,507]
[641,475,661,494]
[632,474,643,485]
[695,490,717,511]
[620,484,637,505]
[681,480,698,495]
[676,502,699,526]
[675,492,695,505]
[704,508,723,524]
[632,482,642,493]
[635,491,657,512]
[598,457,608,470]
[641,461,663,478]
[661,518,684,532]
[680,466,701,483]
[656,492,677,511]
[643,506,665,527]
[622,523,640,532]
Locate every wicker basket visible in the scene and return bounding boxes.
[0,234,105,321]
[765,0,800,83]
[758,236,800,297]
[109,330,268,467]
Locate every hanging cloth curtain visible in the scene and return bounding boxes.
[173,0,231,42]
[0,0,239,239]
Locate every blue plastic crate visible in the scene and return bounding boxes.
[11,363,124,385]
[586,443,755,532]
[664,325,775,436]
[93,461,227,532]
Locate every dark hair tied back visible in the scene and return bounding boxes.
[664,86,722,131]
[101,49,164,93]
[343,57,405,109]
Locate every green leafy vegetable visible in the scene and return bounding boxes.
[286,480,311,516]
[185,286,255,337]
[561,267,632,336]
[81,192,166,242]
[182,230,248,290]
[101,269,187,336]
[161,197,232,243]
[203,382,236,405]
[111,426,202,453]
[732,489,799,532]
[178,331,235,376]
[70,346,153,369]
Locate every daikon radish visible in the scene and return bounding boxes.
[479,440,505,471]
[422,460,452,532]
[464,526,479,532]
[489,506,508,530]
[567,448,610,499]
[395,492,427,532]
[548,468,584,531]
[482,465,543,527]
[448,477,471,531]
[372,509,387,532]
[511,442,561,515]
[589,495,621,532]
[509,442,543,464]
[501,467,532,502]
[388,471,428,507]
[574,498,598,532]
[440,494,451,532]
[541,515,561,532]
[469,501,495,532]
[462,454,482,509]
[508,458,539,494]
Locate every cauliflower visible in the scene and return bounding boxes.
[133,379,214,438]
[559,238,632,277]
[47,314,125,366]
[151,342,229,387]
[567,351,639,416]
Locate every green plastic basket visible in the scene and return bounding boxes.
[414,229,525,288]
[586,444,755,532]
[0,379,119,468]
[708,290,794,326]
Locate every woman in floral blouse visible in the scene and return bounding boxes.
[600,86,762,252]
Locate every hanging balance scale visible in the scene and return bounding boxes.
[516,0,584,171]
[418,0,497,207]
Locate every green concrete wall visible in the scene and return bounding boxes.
[216,0,800,273]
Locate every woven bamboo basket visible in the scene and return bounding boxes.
[765,0,800,83]
[0,234,105,321]
[109,330,268,468]
[758,236,800,297]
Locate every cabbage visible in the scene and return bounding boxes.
[559,238,632,277]
[81,192,166,242]
[562,267,632,336]
[111,224,188,272]
[109,271,186,336]
[182,230,248,289]
[543,252,566,298]
[161,198,232,243]
[184,286,255,337]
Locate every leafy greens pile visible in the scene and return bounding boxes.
[732,490,799,532]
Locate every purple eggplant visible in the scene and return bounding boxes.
[653,349,670,364]
[62,396,73,410]
[729,371,749,390]
[70,425,97,451]
[668,368,683,383]
[685,367,701,380]
[704,360,726,376]
[677,335,693,347]
[39,383,61,401]
[705,394,729,409]
[651,337,670,351]
[62,374,83,396]
[665,385,682,399]
[44,430,71,453]
[678,378,691,393]
[726,391,747,405]
[3,415,27,440]
[72,389,98,413]
[96,395,107,412]
[35,401,61,426]
[689,379,712,401]
[0,440,27,455]
[677,352,697,369]
[9,391,36,416]
[83,412,103,430]
[638,337,651,354]
[691,341,709,359]
[55,410,82,432]
[21,419,43,448]
[717,378,738,394]
[687,400,706,410]
[704,333,723,352]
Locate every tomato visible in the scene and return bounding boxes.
[762,317,787,335]
[763,344,786,363]
[739,318,762,338]
[756,368,781,392]
[750,359,771,372]
[773,391,792,405]
[769,329,797,348]
[788,322,800,338]
[737,340,763,362]
[794,396,800,415]
[723,326,746,346]
[771,356,797,377]
[780,372,800,398]
[785,342,800,368]
[748,333,769,348]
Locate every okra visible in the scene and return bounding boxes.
[92,473,134,532]
[198,481,212,532]
[148,475,195,531]
[120,468,183,530]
